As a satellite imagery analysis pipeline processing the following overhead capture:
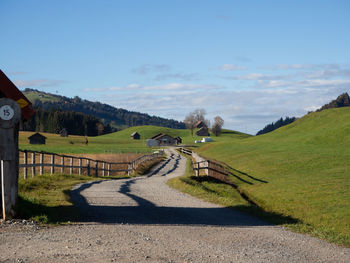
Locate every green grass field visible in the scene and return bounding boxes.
[193,107,350,246]
[19,125,249,154]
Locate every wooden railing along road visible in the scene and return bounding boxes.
[19,149,164,179]
[179,147,232,184]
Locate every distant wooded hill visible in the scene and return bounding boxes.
[256,117,296,136]
[22,89,186,133]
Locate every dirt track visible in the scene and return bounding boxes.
[1,148,349,262]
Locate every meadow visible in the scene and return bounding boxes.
[191,107,350,246]
[19,125,248,154]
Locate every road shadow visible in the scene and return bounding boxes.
[70,179,289,227]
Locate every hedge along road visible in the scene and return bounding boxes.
[1,148,350,263]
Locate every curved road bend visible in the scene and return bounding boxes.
[0,148,349,262]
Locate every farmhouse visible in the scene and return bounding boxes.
[151,133,177,146]
[196,127,210,136]
[195,121,207,129]
[28,132,46,145]
[131,132,140,140]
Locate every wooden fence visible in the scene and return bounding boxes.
[179,147,232,184]
[19,150,164,178]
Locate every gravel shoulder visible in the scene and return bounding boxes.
[1,148,349,263]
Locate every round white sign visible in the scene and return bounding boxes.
[0,105,15,121]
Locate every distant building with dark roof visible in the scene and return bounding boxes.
[195,121,207,129]
[131,132,140,140]
[196,127,210,136]
[28,133,47,145]
[151,133,177,146]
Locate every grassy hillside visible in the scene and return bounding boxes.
[195,107,350,246]
[24,89,61,103]
[19,125,249,154]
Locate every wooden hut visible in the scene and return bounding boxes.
[195,121,207,129]
[131,132,140,140]
[196,127,210,136]
[151,133,176,146]
[28,133,46,145]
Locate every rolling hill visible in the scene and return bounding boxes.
[195,107,350,246]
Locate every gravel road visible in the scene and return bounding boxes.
[1,148,349,263]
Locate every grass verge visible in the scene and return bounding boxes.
[167,154,350,247]
[18,173,128,224]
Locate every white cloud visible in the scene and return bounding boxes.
[154,73,199,81]
[220,64,247,71]
[14,79,65,88]
[132,64,171,75]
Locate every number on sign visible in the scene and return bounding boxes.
[0,105,15,121]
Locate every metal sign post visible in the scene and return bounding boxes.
[0,98,21,220]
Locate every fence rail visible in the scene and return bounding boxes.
[19,149,164,179]
[179,147,232,184]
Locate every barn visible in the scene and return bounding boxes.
[151,133,177,146]
[195,121,207,129]
[196,127,210,136]
[131,132,140,140]
[28,133,47,145]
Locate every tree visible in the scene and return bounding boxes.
[184,112,196,136]
[193,108,210,127]
[212,116,224,136]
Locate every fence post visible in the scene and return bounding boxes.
[87,159,90,176]
[79,158,82,175]
[23,150,27,179]
[206,160,210,176]
[0,98,21,220]
[102,162,105,177]
[70,157,73,174]
[196,162,199,177]
[31,152,36,177]
[61,156,64,173]
[39,153,44,175]
[95,161,98,177]
[51,154,55,175]
[107,163,110,176]
[128,162,132,176]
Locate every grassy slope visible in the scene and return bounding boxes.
[196,107,350,246]
[19,125,250,154]
[24,89,61,103]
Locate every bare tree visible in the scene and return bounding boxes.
[193,108,210,127]
[184,112,196,136]
[212,116,224,136]
[185,109,211,136]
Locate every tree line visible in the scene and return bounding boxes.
[256,116,296,136]
[21,107,114,136]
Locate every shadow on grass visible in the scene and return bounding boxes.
[189,175,299,226]
[228,166,268,184]
[17,192,79,224]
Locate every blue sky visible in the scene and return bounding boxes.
[1,0,349,134]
